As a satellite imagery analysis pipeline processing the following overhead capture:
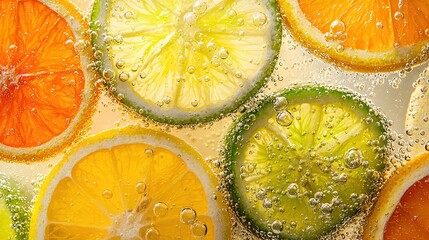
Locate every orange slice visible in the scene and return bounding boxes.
[277,0,429,72]
[0,0,97,161]
[364,153,429,239]
[29,126,231,239]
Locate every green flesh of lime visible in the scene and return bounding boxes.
[91,0,282,124]
[226,86,389,239]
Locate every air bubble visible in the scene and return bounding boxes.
[237,18,244,26]
[274,97,288,111]
[272,220,283,234]
[102,69,115,80]
[321,203,333,214]
[227,9,237,19]
[394,11,404,20]
[187,65,196,74]
[65,39,74,49]
[263,198,272,208]
[180,208,197,224]
[153,202,168,218]
[218,48,229,59]
[124,11,134,19]
[345,148,363,169]
[330,20,346,34]
[116,59,125,69]
[73,40,86,52]
[207,42,217,51]
[117,93,124,100]
[286,183,299,198]
[336,44,345,53]
[102,189,113,199]
[192,222,208,237]
[253,12,267,27]
[425,28,429,36]
[191,100,199,107]
[135,182,146,194]
[184,12,197,26]
[145,228,160,240]
[376,22,384,29]
[425,142,429,151]
[145,148,154,157]
[119,72,130,82]
[276,111,293,127]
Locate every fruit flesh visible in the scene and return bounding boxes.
[227,87,388,239]
[298,0,429,52]
[384,175,429,239]
[0,0,84,148]
[44,143,215,239]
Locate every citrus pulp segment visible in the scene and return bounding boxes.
[224,85,390,239]
[276,0,429,72]
[0,0,98,161]
[91,0,282,124]
[30,126,231,239]
[364,153,429,240]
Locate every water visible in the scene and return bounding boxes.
[1,0,428,239]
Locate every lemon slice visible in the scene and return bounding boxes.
[30,126,231,239]
[91,0,282,124]
[224,85,390,239]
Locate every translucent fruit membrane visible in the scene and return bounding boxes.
[384,175,429,239]
[0,0,429,239]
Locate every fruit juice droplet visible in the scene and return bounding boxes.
[272,220,283,234]
[153,202,168,218]
[192,221,208,237]
[345,148,363,169]
[135,182,146,194]
[276,111,293,126]
[102,189,113,199]
[145,227,160,240]
[180,208,197,224]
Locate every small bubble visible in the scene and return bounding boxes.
[135,182,146,194]
[145,227,160,240]
[345,148,363,169]
[256,189,267,200]
[274,97,288,111]
[65,39,74,49]
[321,203,333,214]
[180,208,197,224]
[191,100,199,107]
[207,42,217,51]
[124,11,134,19]
[163,96,171,104]
[286,183,299,198]
[153,202,168,218]
[145,148,154,157]
[227,9,237,19]
[211,56,221,66]
[116,59,125,69]
[263,198,272,208]
[394,11,404,21]
[330,20,346,34]
[73,40,86,52]
[237,18,244,26]
[184,12,197,26]
[114,35,123,44]
[117,93,124,100]
[376,22,384,29]
[276,111,293,127]
[102,69,114,80]
[272,220,283,234]
[253,12,267,27]
[187,65,196,74]
[102,189,113,199]
[336,44,345,52]
[119,72,130,82]
[192,222,208,237]
[425,28,429,36]
[218,47,229,59]
[425,142,429,151]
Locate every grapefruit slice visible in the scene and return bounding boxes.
[364,153,429,239]
[0,0,98,161]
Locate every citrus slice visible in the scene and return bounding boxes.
[223,85,390,239]
[363,153,429,239]
[30,126,231,239]
[0,0,97,161]
[91,0,282,124]
[0,174,32,240]
[276,0,429,72]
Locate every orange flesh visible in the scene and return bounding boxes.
[0,0,84,148]
[298,0,429,52]
[384,175,429,239]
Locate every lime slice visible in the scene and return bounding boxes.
[0,175,31,240]
[224,85,390,239]
[91,0,282,124]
